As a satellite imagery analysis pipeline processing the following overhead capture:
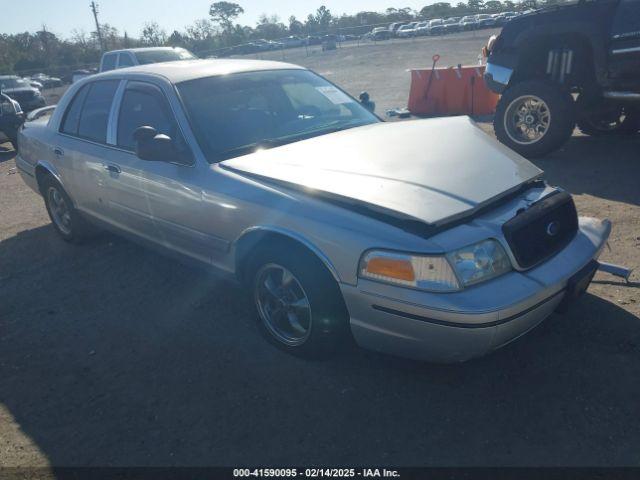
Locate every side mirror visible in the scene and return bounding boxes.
[133,125,192,165]
[359,91,376,113]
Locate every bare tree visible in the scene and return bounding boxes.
[140,22,167,46]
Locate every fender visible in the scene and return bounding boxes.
[234,225,341,283]
[496,2,617,86]
[35,160,68,198]
[512,22,608,85]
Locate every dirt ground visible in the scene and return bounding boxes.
[1,30,639,469]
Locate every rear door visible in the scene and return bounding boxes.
[56,79,121,220]
[609,0,640,83]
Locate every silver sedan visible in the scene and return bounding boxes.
[16,60,610,362]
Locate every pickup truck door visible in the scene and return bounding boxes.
[609,0,640,84]
[113,81,221,264]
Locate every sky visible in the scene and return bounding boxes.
[4,0,437,38]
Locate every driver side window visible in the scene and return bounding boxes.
[116,83,179,151]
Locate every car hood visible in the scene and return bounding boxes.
[221,117,542,227]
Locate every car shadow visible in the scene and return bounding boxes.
[1,224,640,467]
[529,134,640,207]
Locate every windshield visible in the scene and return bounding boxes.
[177,69,379,163]
[0,77,29,89]
[134,48,196,65]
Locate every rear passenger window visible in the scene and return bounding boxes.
[118,53,135,68]
[61,85,89,135]
[77,80,119,143]
[101,54,117,72]
[117,85,176,150]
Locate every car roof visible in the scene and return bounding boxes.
[103,47,190,55]
[94,58,305,84]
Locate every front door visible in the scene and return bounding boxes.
[113,80,216,264]
[609,0,640,85]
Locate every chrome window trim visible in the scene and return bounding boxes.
[106,80,127,145]
[611,46,640,55]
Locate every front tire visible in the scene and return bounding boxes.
[248,243,350,358]
[41,175,95,243]
[495,80,575,158]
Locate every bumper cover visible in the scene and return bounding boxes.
[484,61,514,94]
[341,217,611,363]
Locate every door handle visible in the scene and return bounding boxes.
[104,164,121,174]
[53,147,64,156]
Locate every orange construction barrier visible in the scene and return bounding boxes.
[407,63,499,117]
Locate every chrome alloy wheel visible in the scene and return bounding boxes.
[254,263,312,346]
[47,186,72,235]
[504,95,552,145]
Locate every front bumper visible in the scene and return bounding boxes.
[341,217,611,363]
[484,61,514,94]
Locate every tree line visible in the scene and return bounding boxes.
[1,0,555,77]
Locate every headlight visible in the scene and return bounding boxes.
[359,250,460,292]
[447,239,511,287]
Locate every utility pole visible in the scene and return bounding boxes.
[90,1,105,52]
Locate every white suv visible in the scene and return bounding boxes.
[99,47,197,72]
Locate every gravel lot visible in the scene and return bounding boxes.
[1,30,639,469]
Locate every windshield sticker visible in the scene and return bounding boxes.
[315,86,353,104]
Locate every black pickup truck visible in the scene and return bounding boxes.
[484,0,640,157]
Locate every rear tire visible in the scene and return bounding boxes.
[576,95,640,136]
[495,80,576,158]
[41,175,95,243]
[247,243,350,358]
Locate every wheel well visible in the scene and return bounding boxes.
[35,165,53,194]
[512,33,596,90]
[234,230,339,286]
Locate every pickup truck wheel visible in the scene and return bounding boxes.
[576,96,640,136]
[42,176,94,243]
[495,81,575,158]
[248,244,350,358]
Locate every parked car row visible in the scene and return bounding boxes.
[214,34,356,57]
[367,11,527,40]
[0,75,47,112]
